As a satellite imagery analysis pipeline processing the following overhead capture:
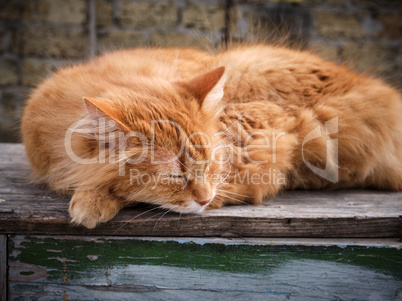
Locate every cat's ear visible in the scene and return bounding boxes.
[83,97,131,132]
[185,66,226,113]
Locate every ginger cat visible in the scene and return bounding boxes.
[21,45,402,228]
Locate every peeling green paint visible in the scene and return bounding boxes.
[9,236,402,282]
[7,236,402,300]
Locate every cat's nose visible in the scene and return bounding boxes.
[196,199,212,207]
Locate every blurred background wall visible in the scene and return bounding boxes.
[0,0,401,142]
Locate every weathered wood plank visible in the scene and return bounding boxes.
[0,235,6,301]
[48,236,402,248]
[0,143,401,237]
[9,283,287,301]
[7,235,402,300]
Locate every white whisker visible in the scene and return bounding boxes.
[216,189,251,198]
[215,193,249,205]
[220,110,249,135]
[147,211,165,221]
[152,206,178,231]
[174,155,198,178]
[217,164,232,185]
[112,205,160,234]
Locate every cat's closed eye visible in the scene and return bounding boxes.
[168,174,188,181]
[158,172,188,185]
[169,174,187,179]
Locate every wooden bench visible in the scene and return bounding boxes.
[1,143,401,300]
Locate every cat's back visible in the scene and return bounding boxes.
[217,44,401,119]
[216,44,369,106]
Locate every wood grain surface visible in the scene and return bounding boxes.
[0,235,6,301]
[0,143,401,237]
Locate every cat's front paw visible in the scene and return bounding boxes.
[69,189,124,229]
[206,198,224,210]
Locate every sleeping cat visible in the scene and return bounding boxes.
[21,45,402,228]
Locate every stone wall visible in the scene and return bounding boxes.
[0,0,401,142]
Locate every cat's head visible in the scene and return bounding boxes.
[79,67,229,214]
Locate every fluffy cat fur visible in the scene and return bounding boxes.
[21,45,402,228]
